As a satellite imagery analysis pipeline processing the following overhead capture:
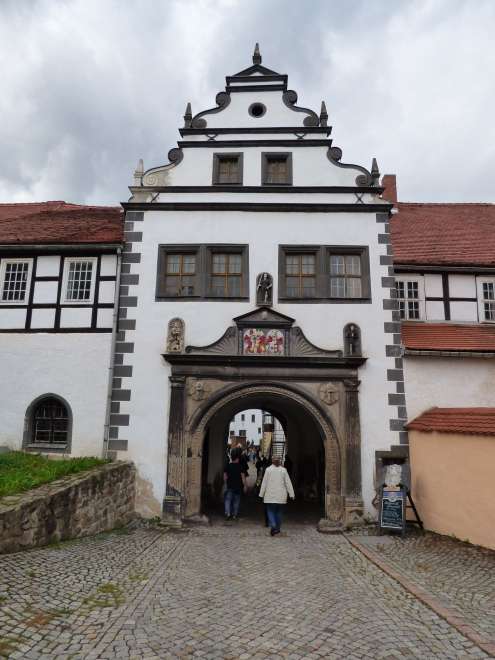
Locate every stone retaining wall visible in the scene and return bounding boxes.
[0,461,136,554]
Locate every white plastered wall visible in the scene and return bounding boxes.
[0,333,112,456]
[404,356,495,420]
[121,207,397,517]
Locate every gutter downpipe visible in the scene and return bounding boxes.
[102,245,122,459]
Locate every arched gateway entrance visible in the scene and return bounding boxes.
[163,308,366,530]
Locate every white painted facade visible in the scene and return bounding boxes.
[229,409,263,444]
[117,51,402,519]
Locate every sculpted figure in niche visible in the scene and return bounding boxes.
[256,272,273,307]
[384,463,402,488]
[344,323,362,356]
[167,317,184,353]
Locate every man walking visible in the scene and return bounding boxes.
[259,456,295,536]
[224,448,246,521]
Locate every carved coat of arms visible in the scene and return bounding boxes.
[243,328,284,355]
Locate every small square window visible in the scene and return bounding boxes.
[285,253,316,298]
[213,153,243,185]
[262,153,292,185]
[0,259,33,304]
[62,258,97,304]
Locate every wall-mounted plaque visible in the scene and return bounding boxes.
[243,328,284,355]
[379,487,405,534]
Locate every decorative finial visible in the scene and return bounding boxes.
[371,158,380,186]
[183,102,192,128]
[319,101,328,127]
[253,42,262,65]
[133,158,144,186]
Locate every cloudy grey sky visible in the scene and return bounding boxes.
[1,0,494,205]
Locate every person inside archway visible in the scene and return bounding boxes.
[223,447,247,521]
[259,456,295,536]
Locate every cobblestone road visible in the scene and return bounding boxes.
[0,521,492,659]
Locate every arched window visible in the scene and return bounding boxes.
[24,395,72,451]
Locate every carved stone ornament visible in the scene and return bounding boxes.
[319,383,339,406]
[166,318,185,353]
[256,272,273,307]
[384,464,402,488]
[187,379,209,401]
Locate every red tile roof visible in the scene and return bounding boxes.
[407,407,495,436]
[402,322,495,352]
[391,203,495,267]
[0,201,123,245]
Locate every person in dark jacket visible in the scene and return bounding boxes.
[224,448,246,521]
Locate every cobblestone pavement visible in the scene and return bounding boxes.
[351,531,495,647]
[0,521,492,659]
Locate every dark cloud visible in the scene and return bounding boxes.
[0,0,493,203]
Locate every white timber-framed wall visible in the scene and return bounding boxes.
[0,248,119,456]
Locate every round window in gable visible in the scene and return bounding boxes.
[248,102,266,118]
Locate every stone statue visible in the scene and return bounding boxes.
[167,318,184,353]
[384,464,402,488]
[344,323,361,356]
[256,272,273,307]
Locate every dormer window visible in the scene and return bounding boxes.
[213,153,243,185]
[262,153,292,185]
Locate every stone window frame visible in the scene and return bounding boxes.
[156,244,249,301]
[476,276,495,323]
[0,257,33,305]
[23,393,73,454]
[278,245,371,303]
[395,275,425,320]
[212,153,244,185]
[261,152,293,186]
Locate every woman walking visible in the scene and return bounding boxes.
[259,456,295,536]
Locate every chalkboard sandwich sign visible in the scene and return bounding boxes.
[379,486,406,535]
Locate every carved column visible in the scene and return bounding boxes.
[343,378,364,525]
[163,375,186,524]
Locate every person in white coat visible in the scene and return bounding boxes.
[259,456,295,536]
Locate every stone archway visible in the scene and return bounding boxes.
[187,382,343,525]
[163,307,366,529]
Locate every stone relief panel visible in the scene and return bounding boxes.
[187,379,210,401]
[167,318,185,353]
[319,383,340,406]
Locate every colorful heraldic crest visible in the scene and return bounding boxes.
[243,328,284,355]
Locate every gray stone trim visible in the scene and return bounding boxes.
[121,274,139,286]
[112,389,132,401]
[124,232,143,243]
[405,349,495,358]
[377,211,410,447]
[115,342,134,353]
[108,439,128,451]
[118,319,136,330]
[108,210,143,453]
[114,365,133,377]
[110,414,129,426]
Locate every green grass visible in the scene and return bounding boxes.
[0,452,109,498]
